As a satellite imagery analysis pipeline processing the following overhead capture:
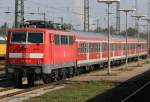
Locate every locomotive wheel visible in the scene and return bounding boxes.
[61,68,66,80]
[70,67,74,77]
[66,67,74,78]
[43,74,51,84]
[27,74,34,87]
[15,72,23,87]
[73,67,79,76]
[51,70,59,82]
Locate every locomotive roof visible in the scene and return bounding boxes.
[73,30,145,41]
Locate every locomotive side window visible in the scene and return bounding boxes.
[11,32,26,43]
[61,35,68,45]
[28,32,43,43]
[69,36,74,45]
[54,35,60,45]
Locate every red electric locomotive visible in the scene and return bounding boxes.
[5,21,147,86]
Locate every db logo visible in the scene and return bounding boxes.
[23,53,29,58]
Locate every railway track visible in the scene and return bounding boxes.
[0,68,4,71]
[0,61,5,73]
[0,78,8,83]
[121,81,150,102]
[0,80,65,100]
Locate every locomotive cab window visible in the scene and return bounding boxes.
[69,36,74,45]
[28,32,43,43]
[54,34,60,45]
[11,32,26,43]
[61,35,68,45]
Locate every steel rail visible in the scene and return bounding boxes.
[121,81,150,102]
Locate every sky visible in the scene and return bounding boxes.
[0,0,149,31]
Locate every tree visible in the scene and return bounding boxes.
[127,27,138,37]
[0,22,9,37]
[94,27,102,32]
[94,26,116,34]
[120,27,138,37]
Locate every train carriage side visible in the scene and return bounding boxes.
[75,32,114,69]
[74,31,148,70]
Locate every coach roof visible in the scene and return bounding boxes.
[73,30,145,41]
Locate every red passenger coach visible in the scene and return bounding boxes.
[5,21,147,86]
[75,31,147,66]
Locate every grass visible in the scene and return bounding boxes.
[23,81,117,102]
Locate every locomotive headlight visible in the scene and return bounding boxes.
[7,68,14,73]
[37,60,42,65]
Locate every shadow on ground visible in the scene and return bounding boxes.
[86,70,150,102]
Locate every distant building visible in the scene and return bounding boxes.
[0,36,6,40]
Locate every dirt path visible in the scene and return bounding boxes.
[70,61,150,82]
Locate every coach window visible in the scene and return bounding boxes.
[102,43,105,51]
[61,35,68,45]
[78,42,81,53]
[98,43,101,52]
[110,43,112,51]
[115,44,117,51]
[89,43,91,53]
[54,34,60,45]
[93,43,96,52]
[103,43,108,51]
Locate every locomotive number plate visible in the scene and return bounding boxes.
[22,77,28,84]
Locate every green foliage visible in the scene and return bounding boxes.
[0,22,9,37]
[94,26,116,34]
[127,27,138,36]
[120,27,138,36]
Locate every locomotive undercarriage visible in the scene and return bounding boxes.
[6,65,42,87]
[42,67,75,84]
